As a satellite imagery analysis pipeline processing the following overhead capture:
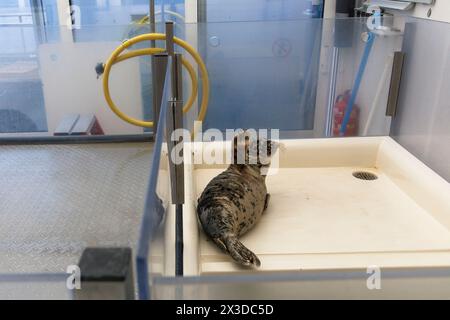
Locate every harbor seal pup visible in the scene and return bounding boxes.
[197,131,280,267]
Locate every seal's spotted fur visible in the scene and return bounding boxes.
[197,132,279,267]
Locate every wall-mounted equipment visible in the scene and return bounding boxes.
[363,0,434,11]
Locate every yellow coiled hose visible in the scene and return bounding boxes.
[102,33,209,128]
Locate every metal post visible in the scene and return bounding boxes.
[166,51,184,276]
[195,0,208,123]
[152,54,169,133]
[197,0,207,23]
[325,47,339,137]
[165,22,175,57]
[74,248,135,300]
[166,99,184,206]
[30,0,48,43]
[149,0,156,47]
[172,53,183,101]
[166,99,185,277]
[175,203,184,276]
[170,54,184,206]
[149,0,156,133]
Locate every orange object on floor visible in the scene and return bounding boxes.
[333,90,360,136]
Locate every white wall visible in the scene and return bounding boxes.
[39,42,144,135]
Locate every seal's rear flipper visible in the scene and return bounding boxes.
[225,236,261,268]
[212,237,227,252]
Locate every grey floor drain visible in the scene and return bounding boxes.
[353,171,378,181]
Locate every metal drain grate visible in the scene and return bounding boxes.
[353,171,378,181]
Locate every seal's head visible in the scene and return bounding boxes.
[232,130,280,168]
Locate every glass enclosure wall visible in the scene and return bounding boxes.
[70,1,186,128]
[199,0,324,133]
[137,17,450,300]
[0,0,32,26]
[0,0,60,52]
[204,0,324,22]
[0,24,153,136]
[0,274,70,300]
[1,11,450,299]
[320,17,403,137]
[391,17,450,182]
[0,3,398,138]
[136,60,172,299]
[0,0,60,134]
[201,19,323,132]
[194,17,399,137]
[150,269,450,299]
[72,0,150,41]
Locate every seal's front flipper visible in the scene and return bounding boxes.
[225,236,261,268]
[264,194,271,211]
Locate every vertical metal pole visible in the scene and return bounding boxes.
[149,0,156,47]
[166,99,184,277]
[197,0,207,23]
[197,0,207,119]
[167,100,184,205]
[170,54,184,205]
[325,47,339,137]
[163,21,185,278]
[175,203,183,277]
[166,45,185,276]
[151,54,168,133]
[176,54,184,206]
[149,0,156,133]
[30,0,47,43]
[172,53,183,101]
[173,104,184,278]
[165,22,175,57]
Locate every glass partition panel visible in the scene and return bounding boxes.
[205,0,324,22]
[152,269,450,300]
[180,17,401,137]
[4,14,447,300]
[391,17,450,182]
[330,17,403,137]
[200,19,323,132]
[0,274,70,300]
[138,18,450,299]
[0,24,155,138]
[0,16,400,139]
[136,56,172,300]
